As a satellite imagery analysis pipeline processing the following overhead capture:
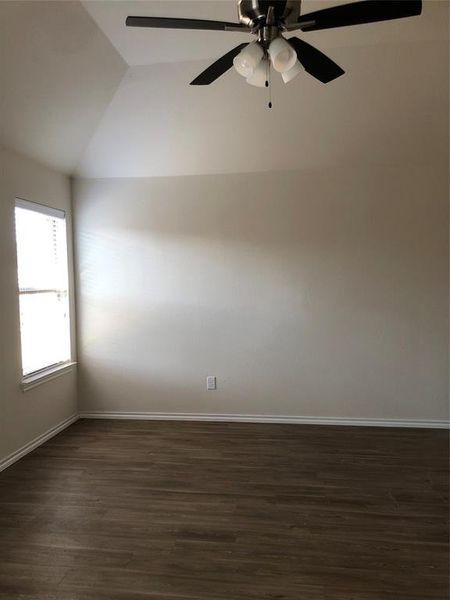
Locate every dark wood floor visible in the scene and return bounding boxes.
[0,419,448,599]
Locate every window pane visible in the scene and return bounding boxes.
[15,201,71,377]
[15,206,68,292]
[19,291,71,376]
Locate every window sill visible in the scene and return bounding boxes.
[21,361,77,392]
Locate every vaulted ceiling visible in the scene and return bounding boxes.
[0,1,126,174]
[1,1,448,178]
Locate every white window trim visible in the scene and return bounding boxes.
[21,361,77,392]
[15,197,65,219]
[15,197,73,385]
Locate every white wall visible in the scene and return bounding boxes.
[73,163,449,422]
[0,146,78,464]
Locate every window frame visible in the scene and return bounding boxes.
[14,197,76,391]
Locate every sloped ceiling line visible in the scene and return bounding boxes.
[1,1,448,178]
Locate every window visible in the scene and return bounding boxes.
[15,198,72,379]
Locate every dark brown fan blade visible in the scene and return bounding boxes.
[297,0,422,31]
[190,43,249,85]
[288,37,344,83]
[126,16,247,32]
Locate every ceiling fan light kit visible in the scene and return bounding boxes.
[233,31,299,84]
[126,0,422,92]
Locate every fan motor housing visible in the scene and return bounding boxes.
[237,0,301,28]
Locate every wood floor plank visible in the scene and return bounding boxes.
[0,419,448,599]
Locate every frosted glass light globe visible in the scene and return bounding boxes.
[233,42,264,78]
[268,37,297,73]
[282,60,303,83]
[247,59,269,87]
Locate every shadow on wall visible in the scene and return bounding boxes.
[75,165,435,243]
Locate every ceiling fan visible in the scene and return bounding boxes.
[126,0,422,87]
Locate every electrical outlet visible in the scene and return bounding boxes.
[206,376,216,391]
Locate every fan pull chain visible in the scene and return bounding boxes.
[265,60,272,109]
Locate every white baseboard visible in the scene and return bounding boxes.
[78,411,450,429]
[0,413,79,473]
[0,411,446,474]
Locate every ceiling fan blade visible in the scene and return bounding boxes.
[126,16,247,32]
[297,0,422,32]
[288,37,345,83]
[190,43,249,85]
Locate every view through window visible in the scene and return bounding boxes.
[15,199,71,377]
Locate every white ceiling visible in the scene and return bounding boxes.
[0,1,448,178]
[82,0,448,66]
[75,35,449,178]
[0,1,126,174]
[82,1,250,65]
[76,0,449,178]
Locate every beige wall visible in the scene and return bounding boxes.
[73,163,449,422]
[0,146,77,463]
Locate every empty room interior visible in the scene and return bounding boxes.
[0,0,449,598]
